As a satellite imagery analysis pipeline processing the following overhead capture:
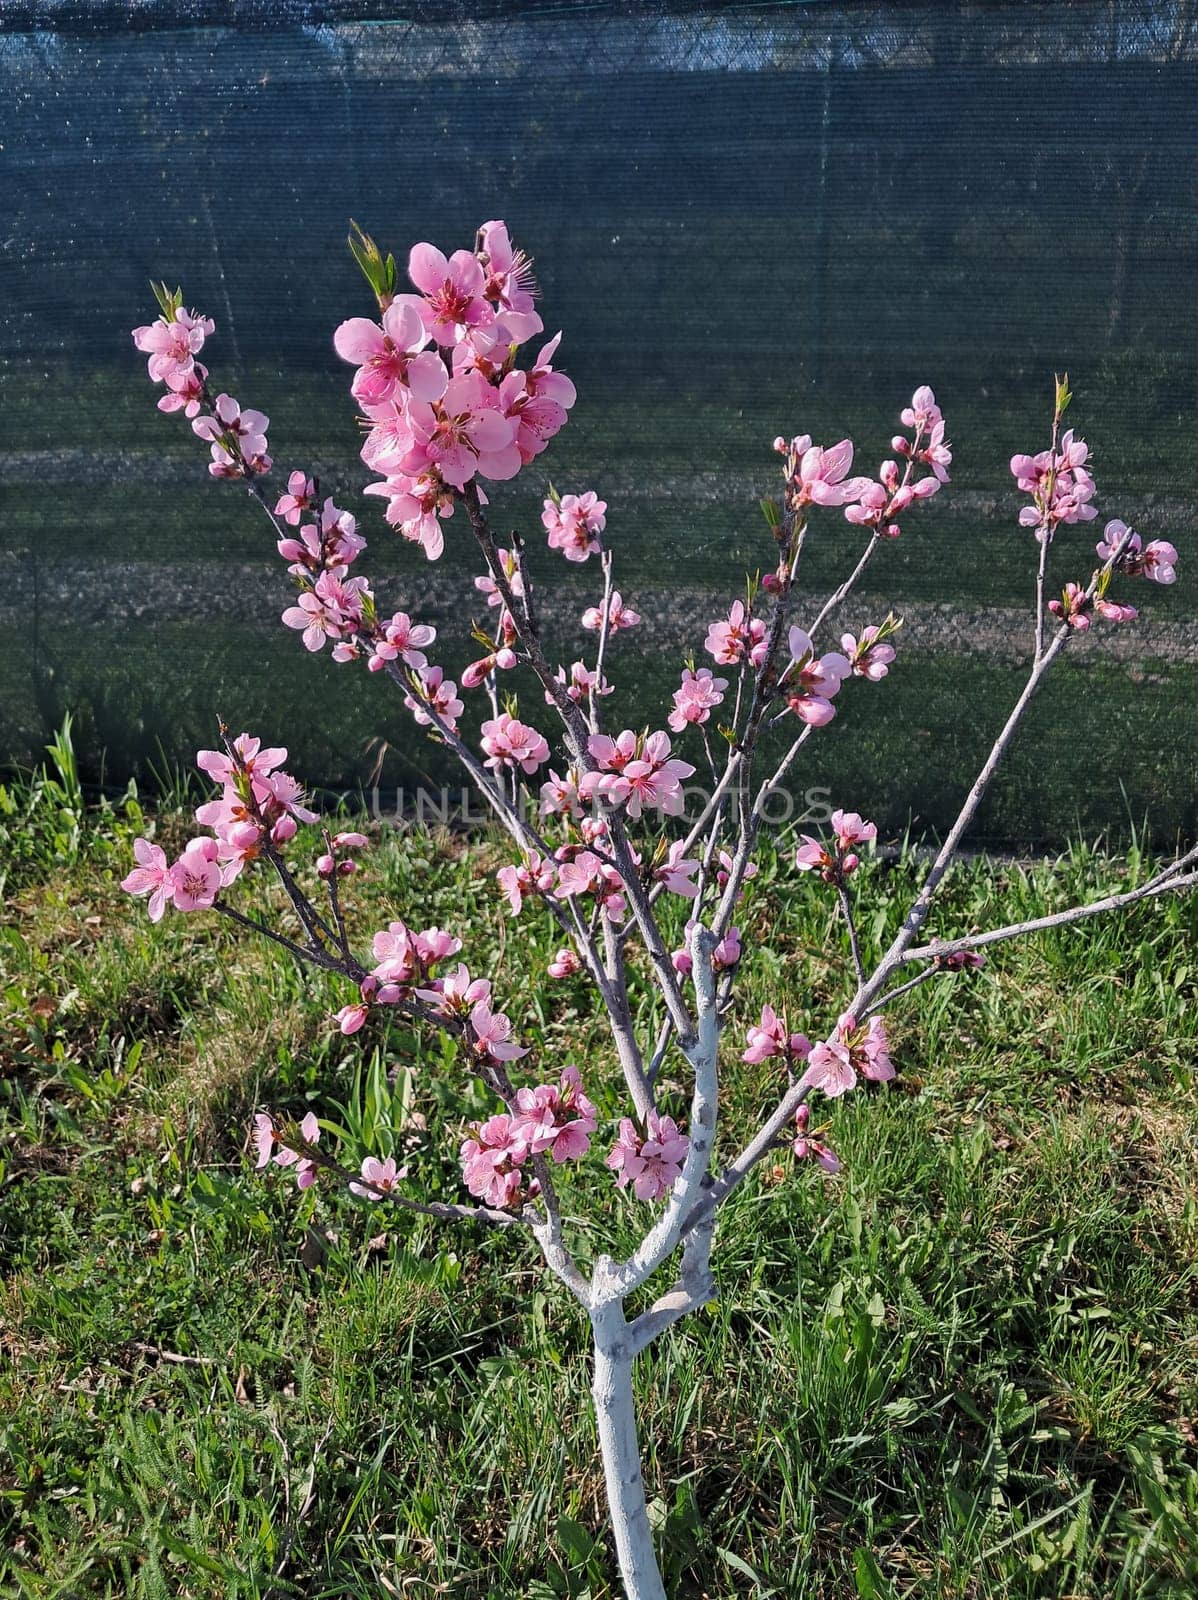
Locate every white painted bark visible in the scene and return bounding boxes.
[590,1301,668,1600]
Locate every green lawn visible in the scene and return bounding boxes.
[1,748,1196,1598]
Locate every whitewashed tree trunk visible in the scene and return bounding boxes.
[590,1301,668,1600]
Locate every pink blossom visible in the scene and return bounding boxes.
[281,570,368,653]
[193,393,270,459]
[546,660,612,705]
[364,469,456,561]
[792,1103,840,1172]
[675,921,741,975]
[121,838,174,922]
[742,1004,811,1065]
[859,1016,895,1082]
[840,626,896,681]
[539,767,583,819]
[460,1113,528,1210]
[274,471,316,526]
[469,1000,529,1062]
[784,628,850,725]
[668,667,728,732]
[334,1002,369,1035]
[655,840,700,898]
[548,947,582,979]
[196,734,286,790]
[512,1066,597,1164]
[277,502,366,579]
[351,1154,405,1200]
[132,305,214,383]
[478,220,542,342]
[406,242,495,346]
[1010,429,1098,541]
[581,590,640,633]
[704,600,768,668]
[831,810,877,853]
[253,1111,284,1170]
[169,837,222,912]
[1096,596,1139,624]
[606,1110,690,1202]
[715,851,758,896]
[261,769,319,826]
[786,437,869,510]
[398,372,521,490]
[801,1040,856,1098]
[554,850,626,919]
[480,712,551,776]
[497,852,557,914]
[543,491,606,562]
[1096,521,1178,585]
[416,962,491,1017]
[794,835,836,879]
[157,364,207,417]
[1048,582,1092,631]
[900,385,943,432]
[932,944,987,972]
[920,418,953,483]
[582,730,695,820]
[404,664,464,732]
[334,298,447,406]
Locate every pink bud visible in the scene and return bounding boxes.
[272,815,298,845]
[317,853,335,877]
[335,1003,369,1035]
[461,656,496,689]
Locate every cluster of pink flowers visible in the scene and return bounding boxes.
[254,1110,321,1189]
[705,599,768,668]
[673,922,741,976]
[580,731,696,819]
[543,490,606,562]
[131,300,214,415]
[774,435,866,510]
[792,1104,840,1173]
[555,849,627,920]
[131,301,273,477]
[606,1110,690,1202]
[783,628,851,725]
[335,223,575,559]
[480,712,551,775]
[193,393,272,479]
[774,389,949,541]
[1050,581,1142,630]
[668,667,728,732]
[404,664,465,734]
[1010,430,1097,541]
[547,661,612,705]
[335,920,462,1035]
[121,735,319,919]
[839,624,897,680]
[497,851,558,915]
[581,590,640,634]
[460,1067,596,1209]
[794,809,878,883]
[742,1004,812,1066]
[1097,521,1178,586]
[800,1013,895,1099]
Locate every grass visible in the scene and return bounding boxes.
[1,738,1196,1598]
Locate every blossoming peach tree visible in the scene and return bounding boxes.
[125,222,1193,1599]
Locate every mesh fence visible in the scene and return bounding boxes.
[3,0,1196,845]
